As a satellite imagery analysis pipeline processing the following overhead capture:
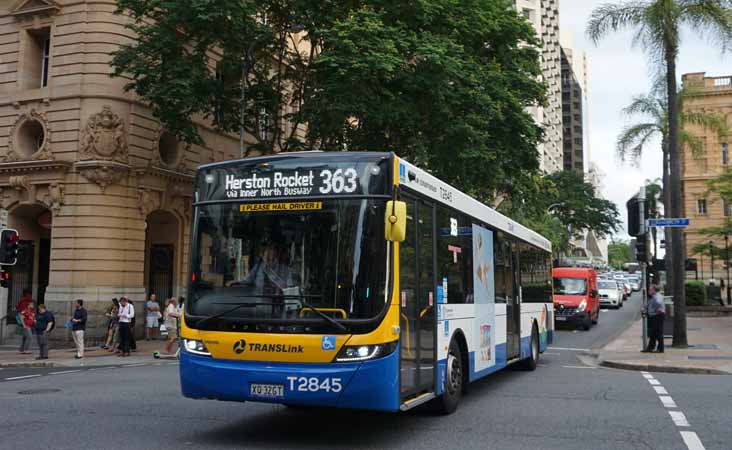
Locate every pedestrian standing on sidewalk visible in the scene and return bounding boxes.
[162,297,180,355]
[643,284,666,353]
[71,299,87,359]
[15,289,33,333]
[33,304,54,360]
[145,293,160,341]
[101,298,119,350]
[18,302,35,354]
[117,296,135,357]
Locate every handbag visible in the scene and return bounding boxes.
[64,319,73,329]
[156,311,162,319]
[159,323,168,336]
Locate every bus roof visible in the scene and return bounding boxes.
[196,152,551,253]
[396,157,552,253]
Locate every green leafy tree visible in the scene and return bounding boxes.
[111,0,546,202]
[501,170,621,259]
[608,240,633,269]
[588,0,732,347]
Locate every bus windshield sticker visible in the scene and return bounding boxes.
[239,202,323,213]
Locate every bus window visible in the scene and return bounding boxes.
[436,207,473,304]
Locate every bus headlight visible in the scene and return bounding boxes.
[182,339,211,357]
[334,341,397,362]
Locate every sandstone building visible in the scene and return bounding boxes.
[681,72,732,281]
[0,0,240,342]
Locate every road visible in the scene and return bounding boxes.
[1,292,730,450]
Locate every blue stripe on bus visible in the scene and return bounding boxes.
[180,349,399,411]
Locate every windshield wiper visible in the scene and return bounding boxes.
[195,301,277,329]
[285,296,347,332]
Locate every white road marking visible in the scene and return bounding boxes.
[543,352,561,355]
[642,373,654,379]
[562,365,596,369]
[641,371,651,376]
[669,411,690,427]
[653,386,668,395]
[680,431,706,450]
[49,370,81,375]
[123,363,146,367]
[649,379,661,385]
[5,374,41,380]
[548,347,590,352]
[660,396,677,408]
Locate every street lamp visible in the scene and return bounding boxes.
[726,235,731,305]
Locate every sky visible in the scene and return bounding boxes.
[559,0,732,241]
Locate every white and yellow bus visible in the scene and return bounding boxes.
[180,152,554,413]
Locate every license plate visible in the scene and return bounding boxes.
[250,383,284,398]
[555,316,567,321]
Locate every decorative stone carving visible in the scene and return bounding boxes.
[10,0,60,19]
[150,129,189,173]
[79,106,128,163]
[4,109,51,163]
[77,163,129,192]
[138,188,162,218]
[9,175,30,191]
[43,182,64,215]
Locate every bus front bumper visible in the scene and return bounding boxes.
[179,350,399,412]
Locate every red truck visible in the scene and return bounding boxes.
[552,267,600,331]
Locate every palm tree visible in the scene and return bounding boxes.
[616,90,727,297]
[588,0,732,347]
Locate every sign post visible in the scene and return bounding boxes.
[639,188,648,351]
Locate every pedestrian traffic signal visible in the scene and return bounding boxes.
[635,238,648,262]
[0,229,19,265]
[626,196,648,237]
[0,269,10,288]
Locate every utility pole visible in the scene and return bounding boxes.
[639,187,648,350]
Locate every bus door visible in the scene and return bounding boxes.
[399,196,436,398]
[506,240,521,360]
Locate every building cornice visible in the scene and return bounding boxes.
[0,159,72,175]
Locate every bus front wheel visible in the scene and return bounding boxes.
[433,339,463,414]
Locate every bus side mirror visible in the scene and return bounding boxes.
[385,201,407,242]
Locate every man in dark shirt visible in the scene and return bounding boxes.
[71,299,87,359]
[34,304,55,360]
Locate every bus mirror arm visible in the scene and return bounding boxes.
[385,200,407,242]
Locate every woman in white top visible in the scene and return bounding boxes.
[162,297,180,355]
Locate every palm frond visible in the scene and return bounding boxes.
[616,122,659,164]
[680,0,732,53]
[622,93,665,122]
[681,129,707,158]
[587,3,650,44]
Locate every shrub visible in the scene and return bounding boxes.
[685,281,706,306]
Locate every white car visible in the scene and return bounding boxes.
[598,280,623,308]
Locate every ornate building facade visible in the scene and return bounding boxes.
[0,0,239,342]
[681,72,732,281]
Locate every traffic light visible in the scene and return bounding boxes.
[635,237,648,262]
[0,229,19,265]
[0,269,10,288]
[626,196,648,237]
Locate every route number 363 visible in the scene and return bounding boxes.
[319,169,358,194]
[286,376,343,393]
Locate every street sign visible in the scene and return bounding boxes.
[0,209,7,228]
[647,218,689,227]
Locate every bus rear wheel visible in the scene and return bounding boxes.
[432,339,463,414]
[522,324,539,371]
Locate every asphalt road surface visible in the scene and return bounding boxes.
[2,292,731,450]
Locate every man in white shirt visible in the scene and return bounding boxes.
[118,296,135,357]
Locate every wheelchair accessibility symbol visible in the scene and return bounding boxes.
[321,335,336,351]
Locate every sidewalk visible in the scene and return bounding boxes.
[597,316,732,375]
[0,339,176,368]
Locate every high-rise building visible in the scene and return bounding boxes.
[681,72,732,280]
[515,0,563,174]
[560,35,589,173]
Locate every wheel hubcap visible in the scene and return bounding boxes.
[446,353,461,395]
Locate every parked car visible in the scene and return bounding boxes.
[598,280,623,308]
[553,267,600,331]
[627,276,641,291]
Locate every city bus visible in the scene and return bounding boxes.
[180,151,554,413]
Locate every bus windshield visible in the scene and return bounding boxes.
[189,199,388,332]
[553,277,587,295]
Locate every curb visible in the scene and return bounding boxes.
[0,361,55,368]
[598,359,731,376]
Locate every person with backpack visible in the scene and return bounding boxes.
[33,304,55,360]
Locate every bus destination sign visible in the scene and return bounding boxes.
[223,168,359,199]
